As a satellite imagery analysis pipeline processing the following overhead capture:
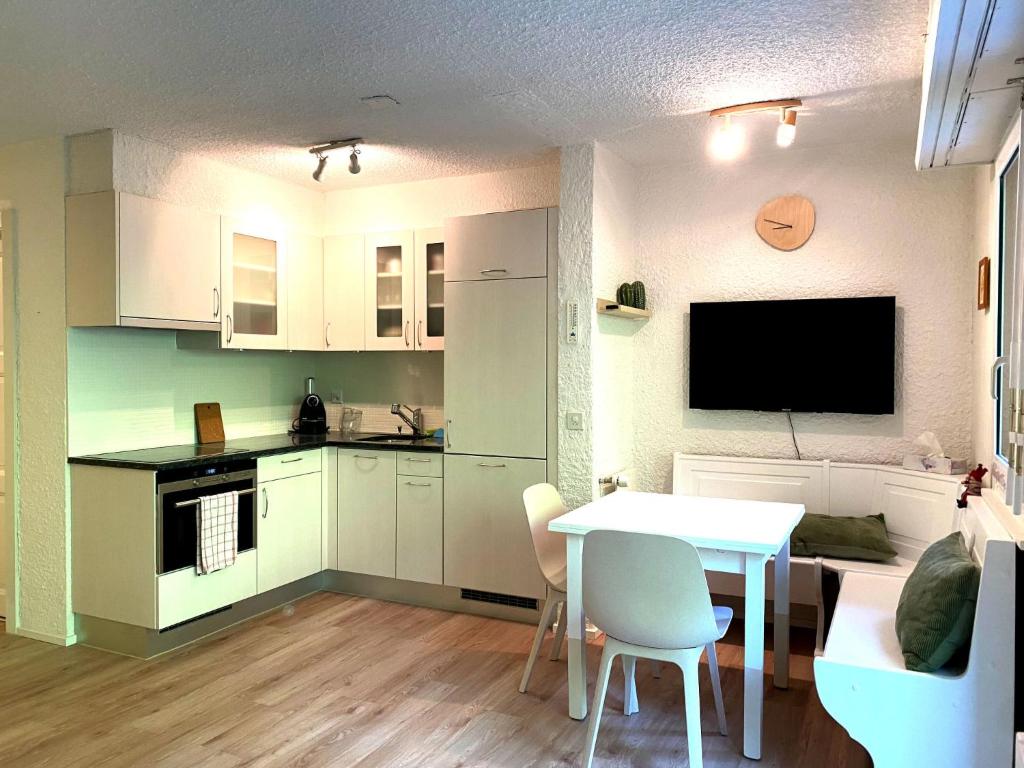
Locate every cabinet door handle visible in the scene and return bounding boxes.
[281,457,303,464]
[404,320,410,347]
[417,319,423,348]
[405,457,431,463]
[226,314,233,343]
[480,268,507,275]
[325,321,331,349]
[404,481,432,487]
[262,487,269,518]
[213,287,220,318]
[478,462,507,469]
[446,419,452,449]
[353,454,379,461]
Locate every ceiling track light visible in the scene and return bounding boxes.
[308,137,364,181]
[707,99,803,160]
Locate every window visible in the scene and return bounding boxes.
[996,149,1019,462]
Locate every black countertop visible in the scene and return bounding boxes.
[68,431,444,471]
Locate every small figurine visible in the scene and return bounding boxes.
[957,464,988,508]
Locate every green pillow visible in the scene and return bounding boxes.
[790,513,897,561]
[895,532,980,672]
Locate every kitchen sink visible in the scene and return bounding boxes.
[354,434,424,444]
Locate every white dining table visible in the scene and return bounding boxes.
[548,491,804,760]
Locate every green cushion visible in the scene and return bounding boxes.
[895,532,980,672]
[790,513,897,561]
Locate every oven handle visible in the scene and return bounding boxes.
[174,487,256,508]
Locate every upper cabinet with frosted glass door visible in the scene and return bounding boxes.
[364,231,414,351]
[221,219,288,350]
[414,227,444,351]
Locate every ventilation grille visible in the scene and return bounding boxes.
[460,588,538,611]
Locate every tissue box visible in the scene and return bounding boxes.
[902,454,968,475]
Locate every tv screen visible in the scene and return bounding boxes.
[688,296,896,415]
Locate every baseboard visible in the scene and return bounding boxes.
[323,571,543,625]
[15,626,78,646]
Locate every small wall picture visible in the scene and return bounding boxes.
[978,257,990,310]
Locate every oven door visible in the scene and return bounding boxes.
[157,470,256,575]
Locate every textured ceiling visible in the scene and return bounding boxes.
[0,0,929,188]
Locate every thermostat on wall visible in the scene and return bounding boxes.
[566,301,579,344]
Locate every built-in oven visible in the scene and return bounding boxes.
[156,458,257,575]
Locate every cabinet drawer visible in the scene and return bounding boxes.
[397,476,443,585]
[444,209,549,281]
[258,449,322,482]
[396,451,443,478]
[157,550,257,629]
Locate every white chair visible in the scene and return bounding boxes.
[519,483,569,694]
[582,530,732,768]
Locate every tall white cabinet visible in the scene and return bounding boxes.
[442,208,557,601]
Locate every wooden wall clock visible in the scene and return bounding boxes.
[755,195,815,251]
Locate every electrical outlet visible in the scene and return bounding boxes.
[330,390,344,404]
[567,412,584,431]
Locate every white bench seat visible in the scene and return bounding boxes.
[818,555,915,580]
[813,499,1015,768]
[820,572,909,674]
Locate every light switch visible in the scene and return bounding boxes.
[567,412,584,431]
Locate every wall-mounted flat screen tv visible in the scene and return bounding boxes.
[688,296,896,415]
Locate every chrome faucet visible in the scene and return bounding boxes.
[391,403,426,437]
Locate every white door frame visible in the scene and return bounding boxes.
[0,206,18,624]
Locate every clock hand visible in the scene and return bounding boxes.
[763,218,793,230]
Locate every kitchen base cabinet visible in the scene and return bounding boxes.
[158,551,258,630]
[443,454,547,599]
[396,475,443,585]
[257,470,323,594]
[338,449,398,578]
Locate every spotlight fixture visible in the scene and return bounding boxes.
[312,152,328,182]
[707,99,802,160]
[708,114,746,161]
[308,137,363,181]
[776,108,797,148]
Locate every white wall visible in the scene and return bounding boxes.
[557,142,639,507]
[558,145,596,508]
[0,138,72,641]
[591,144,638,484]
[633,142,977,493]
[324,162,560,234]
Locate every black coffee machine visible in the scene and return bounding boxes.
[294,377,328,435]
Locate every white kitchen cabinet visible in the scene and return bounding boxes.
[337,449,397,577]
[413,227,444,350]
[364,231,414,351]
[257,469,322,593]
[443,454,546,599]
[396,474,443,585]
[444,208,548,282]
[221,217,288,350]
[66,191,220,330]
[286,233,325,351]
[324,234,365,351]
[444,278,548,459]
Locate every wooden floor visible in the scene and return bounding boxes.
[0,593,869,767]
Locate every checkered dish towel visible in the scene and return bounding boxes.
[196,491,239,575]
